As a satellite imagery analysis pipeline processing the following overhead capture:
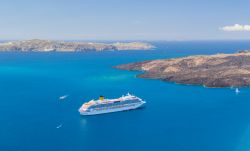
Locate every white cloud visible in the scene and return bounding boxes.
[221,24,250,31]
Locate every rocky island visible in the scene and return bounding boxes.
[0,39,154,52]
[115,51,250,88]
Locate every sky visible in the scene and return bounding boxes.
[0,0,250,41]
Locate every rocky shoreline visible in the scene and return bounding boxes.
[0,39,155,52]
[115,51,250,88]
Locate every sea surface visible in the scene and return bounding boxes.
[1,41,250,151]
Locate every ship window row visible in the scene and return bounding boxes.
[93,103,137,110]
[96,100,139,108]
[88,100,140,109]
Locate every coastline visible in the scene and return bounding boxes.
[115,51,250,88]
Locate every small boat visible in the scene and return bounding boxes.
[59,95,68,100]
[235,88,240,94]
[56,124,63,129]
[78,93,146,115]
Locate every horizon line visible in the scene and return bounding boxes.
[1,38,250,42]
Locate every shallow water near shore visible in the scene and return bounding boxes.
[1,41,250,151]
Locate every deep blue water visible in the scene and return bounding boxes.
[1,41,250,151]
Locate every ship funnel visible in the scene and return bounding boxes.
[99,95,104,101]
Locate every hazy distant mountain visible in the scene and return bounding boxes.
[0,39,155,52]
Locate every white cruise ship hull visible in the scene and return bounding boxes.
[79,102,145,115]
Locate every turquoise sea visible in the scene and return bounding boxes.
[1,41,250,151]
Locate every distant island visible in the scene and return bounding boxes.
[115,51,250,88]
[0,39,155,52]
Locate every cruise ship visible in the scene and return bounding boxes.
[78,93,146,115]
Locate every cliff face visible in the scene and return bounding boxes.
[115,51,250,87]
[0,39,154,52]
